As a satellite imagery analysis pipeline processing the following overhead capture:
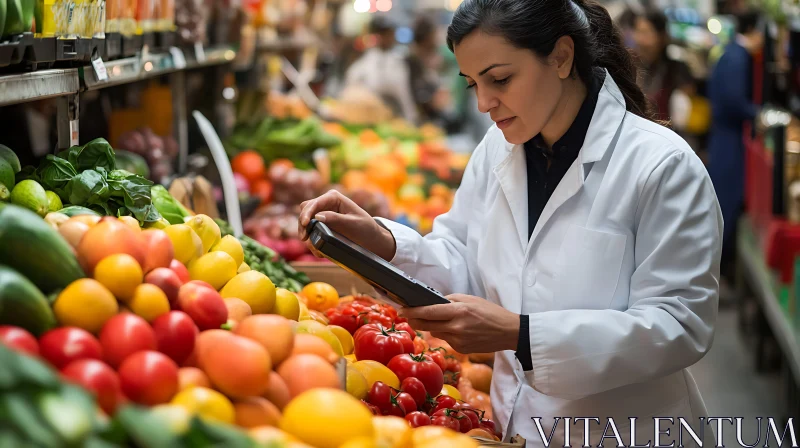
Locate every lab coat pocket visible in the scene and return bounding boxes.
[553,225,626,309]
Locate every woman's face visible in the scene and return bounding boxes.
[633,18,665,65]
[454,32,566,145]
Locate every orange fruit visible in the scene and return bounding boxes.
[53,279,119,333]
[231,151,265,184]
[290,334,338,364]
[93,253,144,302]
[234,396,282,428]
[301,282,339,312]
[262,371,291,410]
[277,354,341,398]
[128,283,171,322]
[224,298,252,324]
[234,314,294,366]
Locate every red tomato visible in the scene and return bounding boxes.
[232,151,266,184]
[425,349,447,372]
[354,324,414,366]
[405,411,431,428]
[39,327,102,369]
[386,403,405,417]
[395,316,408,324]
[445,356,461,373]
[251,179,274,205]
[0,326,39,356]
[430,395,458,415]
[394,391,417,414]
[61,359,121,415]
[367,381,393,415]
[387,353,443,396]
[460,407,482,431]
[361,400,381,415]
[327,308,359,335]
[400,377,428,409]
[359,312,392,328]
[151,311,198,365]
[395,322,415,340]
[118,351,179,406]
[431,414,460,432]
[99,314,157,368]
[432,409,471,433]
[480,419,502,439]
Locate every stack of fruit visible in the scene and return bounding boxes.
[0,202,499,447]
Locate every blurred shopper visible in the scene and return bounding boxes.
[344,16,418,124]
[301,0,721,444]
[634,9,695,122]
[406,16,455,126]
[707,10,763,283]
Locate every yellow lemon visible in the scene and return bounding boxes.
[53,279,118,334]
[339,436,380,448]
[170,387,235,424]
[295,321,344,356]
[280,388,374,448]
[328,325,354,355]
[211,235,244,267]
[373,416,412,448]
[273,288,301,321]
[439,385,461,401]
[352,361,400,389]
[219,271,276,314]
[185,214,221,253]
[237,262,250,273]
[345,354,357,363]
[163,224,203,265]
[345,364,368,400]
[118,216,141,232]
[128,283,171,322]
[188,251,238,291]
[298,301,311,321]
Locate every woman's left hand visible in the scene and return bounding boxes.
[397,294,520,354]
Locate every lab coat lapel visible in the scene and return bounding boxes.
[527,69,627,252]
[493,143,529,251]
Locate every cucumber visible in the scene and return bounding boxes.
[4,0,23,35]
[0,203,85,294]
[0,265,57,336]
[10,179,48,217]
[0,145,19,173]
[58,205,100,217]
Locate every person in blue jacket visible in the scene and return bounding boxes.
[707,10,762,284]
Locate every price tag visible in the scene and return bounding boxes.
[170,47,186,69]
[92,57,108,81]
[194,42,206,63]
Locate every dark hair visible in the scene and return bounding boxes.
[370,15,396,34]
[735,10,760,35]
[414,16,436,45]
[640,9,669,36]
[446,0,653,121]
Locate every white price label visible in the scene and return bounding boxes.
[92,57,108,81]
[194,42,206,63]
[170,47,187,69]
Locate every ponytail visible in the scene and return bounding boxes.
[447,0,656,122]
[572,0,654,120]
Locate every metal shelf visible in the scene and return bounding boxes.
[0,69,80,107]
[83,45,237,90]
[737,218,800,385]
[257,37,318,52]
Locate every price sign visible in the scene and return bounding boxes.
[92,57,108,81]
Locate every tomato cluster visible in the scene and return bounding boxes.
[362,380,501,438]
[324,296,405,335]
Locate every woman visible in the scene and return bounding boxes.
[633,9,696,122]
[300,0,722,445]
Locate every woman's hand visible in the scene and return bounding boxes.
[398,295,520,354]
[298,190,396,261]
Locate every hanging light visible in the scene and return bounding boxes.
[707,17,722,35]
[353,0,370,13]
[376,0,392,12]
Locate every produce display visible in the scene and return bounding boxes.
[0,197,501,447]
[116,128,180,182]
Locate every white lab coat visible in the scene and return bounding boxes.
[377,71,722,447]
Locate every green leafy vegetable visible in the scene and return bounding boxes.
[66,138,116,172]
[151,185,193,224]
[36,155,78,196]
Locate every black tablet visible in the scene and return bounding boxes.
[306,219,450,307]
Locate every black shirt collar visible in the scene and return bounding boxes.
[526,68,604,157]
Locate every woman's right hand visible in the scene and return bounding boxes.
[298,190,397,261]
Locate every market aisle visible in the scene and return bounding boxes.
[690,304,783,443]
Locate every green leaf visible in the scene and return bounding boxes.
[66,170,110,207]
[151,185,191,225]
[36,155,78,196]
[114,406,180,448]
[69,139,116,172]
[107,173,156,223]
[2,392,61,448]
